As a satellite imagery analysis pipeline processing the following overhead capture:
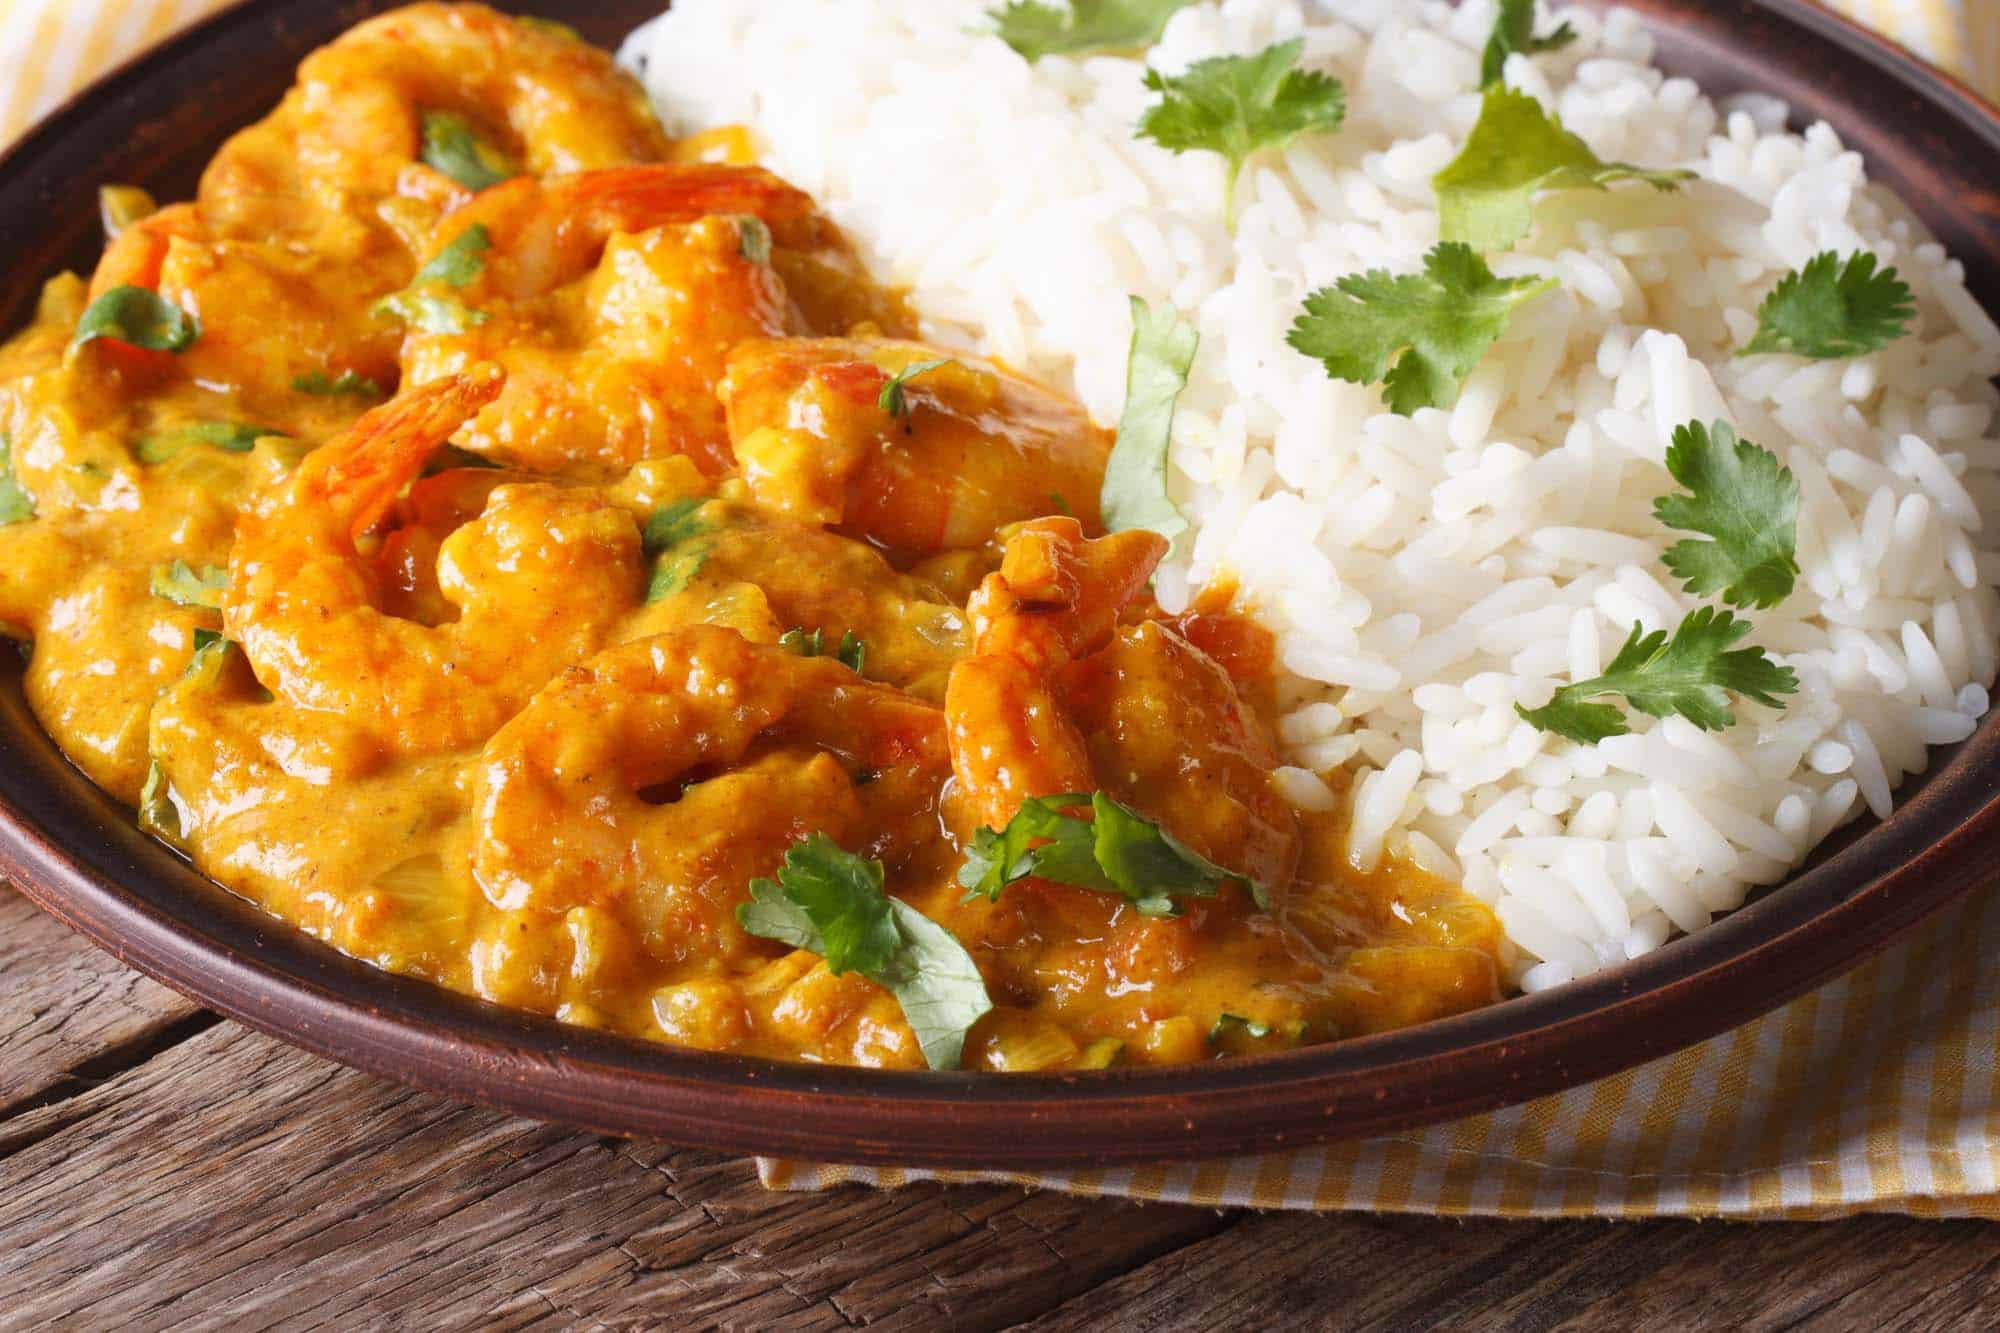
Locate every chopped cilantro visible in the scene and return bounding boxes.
[1137,38,1345,225]
[1740,250,1914,360]
[419,111,517,191]
[642,498,714,602]
[958,790,1265,916]
[739,832,994,1070]
[1100,296,1198,549]
[737,216,771,264]
[1433,86,1694,251]
[137,760,182,845]
[0,435,35,526]
[292,370,384,399]
[1286,241,1555,415]
[150,560,228,610]
[986,0,1197,63]
[71,285,199,355]
[1516,606,1799,743]
[1654,420,1799,610]
[878,358,954,420]
[1480,0,1577,89]
[136,420,275,464]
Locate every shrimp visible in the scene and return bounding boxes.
[398,166,821,476]
[724,338,1112,559]
[203,3,670,215]
[83,201,409,400]
[469,625,950,963]
[945,517,1299,893]
[225,367,647,755]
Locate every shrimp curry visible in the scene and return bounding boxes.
[0,5,1504,1071]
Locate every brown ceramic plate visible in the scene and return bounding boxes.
[3,0,1998,1169]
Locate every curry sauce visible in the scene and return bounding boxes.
[0,4,1504,1071]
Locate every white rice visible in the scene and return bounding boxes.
[623,0,2000,988]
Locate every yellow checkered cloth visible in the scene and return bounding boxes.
[6,0,1998,1218]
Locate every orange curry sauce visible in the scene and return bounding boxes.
[0,4,1502,1070]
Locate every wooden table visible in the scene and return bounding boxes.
[6,886,1997,1329]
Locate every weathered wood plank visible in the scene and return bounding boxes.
[0,1021,1232,1330]
[0,885,208,1117]
[1022,1206,2000,1331]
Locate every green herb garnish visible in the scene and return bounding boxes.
[779,626,867,673]
[986,0,1197,63]
[373,224,494,334]
[71,285,199,355]
[878,358,954,420]
[1516,606,1799,744]
[1740,250,1914,359]
[1480,0,1577,89]
[135,420,275,464]
[737,216,771,264]
[1655,420,1799,610]
[292,370,384,399]
[416,224,492,288]
[739,832,994,1070]
[1433,86,1693,252]
[958,790,1264,915]
[1100,295,1198,549]
[137,760,182,844]
[1287,242,1555,415]
[419,111,517,191]
[0,435,35,526]
[1209,1012,1272,1040]
[150,560,228,610]
[1136,38,1345,225]
[642,498,714,602]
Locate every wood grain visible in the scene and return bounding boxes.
[0,886,207,1118]
[4,900,2000,1329]
[1023,1209,2000,1331]
[0,1021,1230,1330]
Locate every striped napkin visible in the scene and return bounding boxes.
[7,0,1999,1218]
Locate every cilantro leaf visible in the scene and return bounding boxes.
[779,627,825,660]
[1516,607,1799,743]
[986,0,1196,63]
[1209,1012,1272,1040]
[877,358,954,419]
[642,497,711,554]
[0,435,35,526]
[958,791,1263,915]
[371,290,489,335]
[182,626,246,690]
[836,631,866,674]
[136,420,277,464]
[292,370,384,399]
[1137,38,1345,224]
[642,498,714,602]
[1481,0,1577,89]
[739,832,994,1069]
[736,216,771,264]
[1740,250,1914,359]
[71,285,200,355]
[1100,296,1198,548]
[373,224,494,334]
[137,760,182,845]
[779,626,868,673]
[414,224,492,288]
[419,111,518,191]
[150,559,228,610]
[1287,242,1555,415]
[1654,419,1799,609]
[1434,86,1694,251]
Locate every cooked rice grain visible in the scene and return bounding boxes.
[625,0,2000,985]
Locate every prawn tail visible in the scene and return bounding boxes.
[316,364,505,541]
[574,164,816,232]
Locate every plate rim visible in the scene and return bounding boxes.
[3,0,1999,1169]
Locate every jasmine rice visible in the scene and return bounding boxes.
[624,0,2000,988]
